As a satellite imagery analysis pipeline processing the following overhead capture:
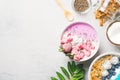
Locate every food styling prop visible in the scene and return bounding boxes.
[88,52,120,80]
[51,61,85,80]
[94,0,120,26]
[55,0,74,21]
[72,0,92,14]
[59,22,99,62]
[106,21,120,45]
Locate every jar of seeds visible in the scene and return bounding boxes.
[72,0,92,14]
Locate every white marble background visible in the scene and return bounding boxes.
[0,0,120,80]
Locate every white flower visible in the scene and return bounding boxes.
[110,56,119,65]
[102,70,109,76]
[103,61,112,70]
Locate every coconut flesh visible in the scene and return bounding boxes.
[107,22,120,44]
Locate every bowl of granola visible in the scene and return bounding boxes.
[88,52,120,80]
[59,22,99,62]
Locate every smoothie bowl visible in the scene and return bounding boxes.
[59,22,99,62]
[88,52,120,80]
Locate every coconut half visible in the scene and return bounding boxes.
[106,21,120,45]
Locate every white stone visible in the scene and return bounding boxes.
[110,56,119,65]
[103,61,112,70]
[102,70,109,76]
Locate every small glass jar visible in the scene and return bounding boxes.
[72,0,92,14]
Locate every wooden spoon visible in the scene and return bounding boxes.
[55,0,74,21]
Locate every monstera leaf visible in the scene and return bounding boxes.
[51,61,85,80]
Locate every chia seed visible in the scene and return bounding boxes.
[74,0,89,12]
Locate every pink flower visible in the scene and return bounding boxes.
[71,48,79,55]
[74,43,84,51]
[62,43,72,52]
[80,51,85,58]
[78,45,84,50]
[83,41,92,51]
[67,37,73,43]
[61,36,73,44]
[74,51,85,61]
[86,45,91,51]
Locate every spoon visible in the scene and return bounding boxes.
[55,0,74,21]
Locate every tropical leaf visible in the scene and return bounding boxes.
[56,72,65,80]
[60,67,70,79]
[51,77,58,80]
[67,62,74,76]
[81,69,85,74]
[74,69,81,74]
[70,77,79,80]
[50,61,85,80]
[73,69,85,80]
[76,64,83,69]
[72,61,76,72]
[73,72,84,79]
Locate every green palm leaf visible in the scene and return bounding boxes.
[76,64,83,69]
[50,61,85,80]
[56,72,65,80]
[60,67,70,79]
[51,77,58,80]
[73,69,85,79]
[72,61,76,72]
[67,62,74,76]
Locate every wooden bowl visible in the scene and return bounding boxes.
[106,21,120,46]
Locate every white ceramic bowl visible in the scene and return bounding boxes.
[60,22,99,62]
[88,52,120,80]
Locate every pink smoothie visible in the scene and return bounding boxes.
[62,22,98,41]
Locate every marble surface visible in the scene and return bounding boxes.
[0,0,120,80]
